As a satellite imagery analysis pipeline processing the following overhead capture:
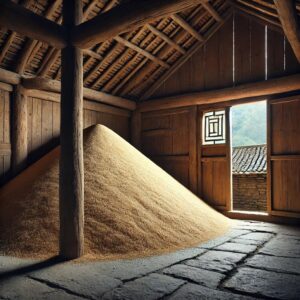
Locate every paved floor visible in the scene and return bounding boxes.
[1,220,300,299]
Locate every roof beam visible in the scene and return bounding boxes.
[171,14,204,41]
[0,0,66,49]
[72,0,205,49]
[202,1,222,22]
[114,36,170,68]
[21,76,136,111]
[274,0,300,63]
[138,73,300,112]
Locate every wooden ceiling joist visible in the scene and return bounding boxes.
[202,1,223,21]
[114,36,170,68]
[146,24,186,55]
[0,0,66,49]
[171,14,204,41]
[72,0,206,49]
[274,0,300,63]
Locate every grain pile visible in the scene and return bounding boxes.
[0,125,231,260]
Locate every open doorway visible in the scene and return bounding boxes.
[231,101,267,212]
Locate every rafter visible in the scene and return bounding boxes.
[140,4,232,100]
[274,0,300,63]
[72,0,206,49]
[146,24,186,54]
[119,3,210,96]
[114,36,170,68]
[171,14,204,41]
[0,0,66,49]
[15,0,62,74]
[202,1,223,22]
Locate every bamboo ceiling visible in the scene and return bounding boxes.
[0,0,299,101]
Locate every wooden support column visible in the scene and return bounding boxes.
[12,85,27,174]
[59,0,84,259]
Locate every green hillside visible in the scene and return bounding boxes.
[231,101,266,147]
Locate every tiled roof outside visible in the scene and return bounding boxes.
[232,144,267,174]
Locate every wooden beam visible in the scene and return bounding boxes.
[0,68,21,85]
[72,0,205,49]
[59,0,84,260]
[171,14,204,41]
[138,73,300,112]
[202,1,222,22]
[11,85,27,174]
[21,76,136,110]
[114,36,170,68]
[15,0,62,74]
[274,0,300,63]
[0,0,66,49]
[146,24,186,54]
[140,7,232,100]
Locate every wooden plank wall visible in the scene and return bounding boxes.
[151,13,300,99]
[0,87,130,185]
[0,88,10,185]
[141,107,197,191]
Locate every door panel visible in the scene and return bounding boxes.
[268,97,300,218]
[198,107,231,211]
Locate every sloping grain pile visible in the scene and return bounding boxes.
[0,125,231,260]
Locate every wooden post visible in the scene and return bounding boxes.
[59,0,84,259]
[11,85,27,174]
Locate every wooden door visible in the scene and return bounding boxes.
[268,96,300,218]
[198,107,231,211]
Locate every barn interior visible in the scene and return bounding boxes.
[0,0,300,299]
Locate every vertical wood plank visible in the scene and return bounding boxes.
[189,106,197,194]
[267,28,284,78]
[131,110,141,149]
[11,86,27,174]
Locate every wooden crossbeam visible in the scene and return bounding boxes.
[114,36,170,68]
[0,0,66,49]
[171,14,204,41]
[15,0,62,74]
[138,73,300,112]
[21,76,136,110]
[72,0,205,49]
[146,24,186,54]
[274,0,300,63]
[202,1,223,22]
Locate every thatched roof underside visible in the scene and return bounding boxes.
[0,0,299,101]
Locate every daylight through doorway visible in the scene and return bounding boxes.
[231,101,267,212]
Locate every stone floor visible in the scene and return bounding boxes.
[1,220,300,299]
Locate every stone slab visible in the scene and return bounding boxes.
[162,264,225,288]
[214,243,257,254]
[85,247,207,281]
[0,276,84,300]
[246,254,300,275]
[230,238,265,246]
[224,267,300,299]
[185,250,246,274]
[240,232,274,242]
[30,264,122,299]
[102,273,184,300]
[169,283,254,300]
[259,236,300,258]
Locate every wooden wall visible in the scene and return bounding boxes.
[151,13,300,99]
[0,86,130,185]
[0,88,10,184]
[141,107,197,192]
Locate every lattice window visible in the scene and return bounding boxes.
[202,110,226,145]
